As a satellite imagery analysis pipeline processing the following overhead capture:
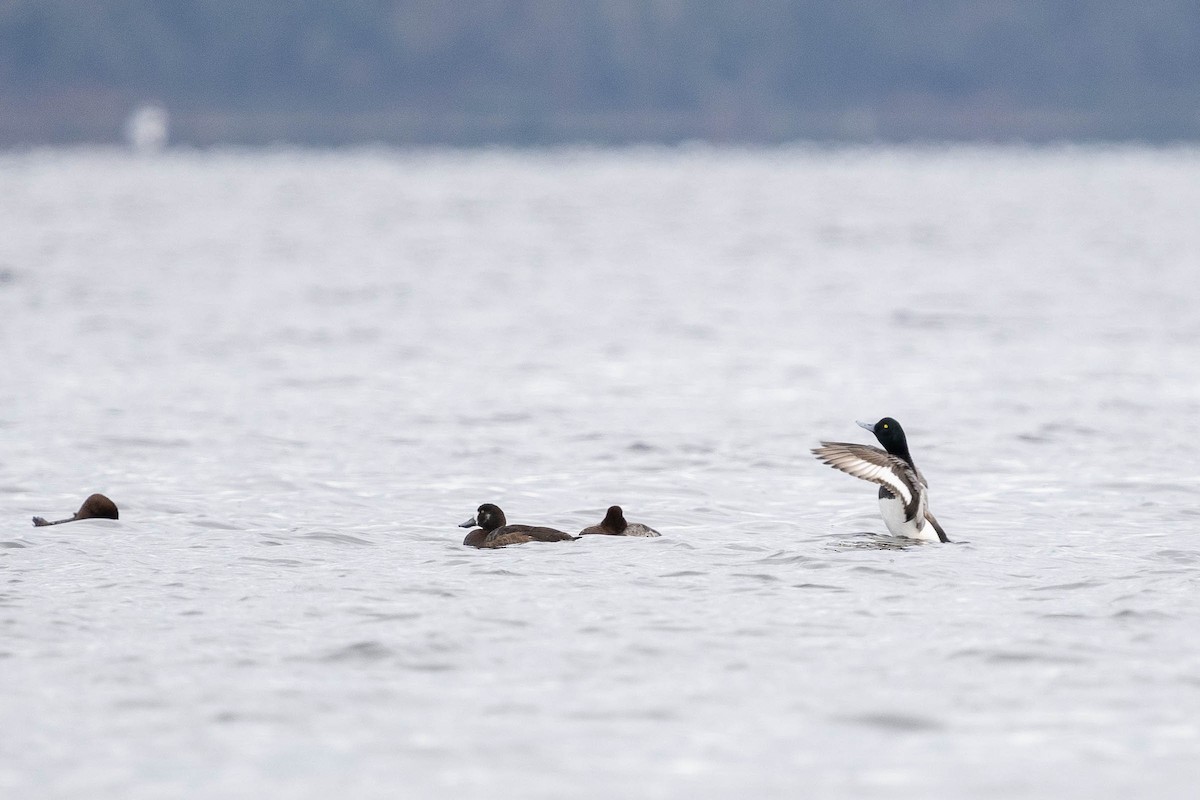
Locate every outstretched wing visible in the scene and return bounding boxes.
[812,442,917,508]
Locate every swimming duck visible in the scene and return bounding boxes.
[579,505,661,537]
[812,418,949,543]
[459,503,578,548]
[32,493,119,527]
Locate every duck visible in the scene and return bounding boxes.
[32,493,119,527]
[579,505,661,537]
[459,503,578,548]
[812,418,949,543]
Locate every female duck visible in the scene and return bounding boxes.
[32,493,119,527]
[459,503,577,548]
[579,505,661,537]
[812,418,949,543]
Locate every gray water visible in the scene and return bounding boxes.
[2,146,1199,798]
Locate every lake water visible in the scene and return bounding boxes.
[2,145,1199,798]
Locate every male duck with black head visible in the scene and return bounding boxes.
[812,418,949,543]
[579,505,661,537]
[459,503,578,549]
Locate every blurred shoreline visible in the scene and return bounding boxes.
[3,97,1198,149]
[4,2,1199,147]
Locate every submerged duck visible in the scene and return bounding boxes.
[812,418,949,543]
[32,493,120,527]
[459,503,577,548]
[579,505,661,537]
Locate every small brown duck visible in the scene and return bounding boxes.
[579,505,661,537]
[459,503,577,548]
[32,493,119,527]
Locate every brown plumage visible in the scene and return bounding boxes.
[461,527,538,548]
[32,493,119,527]
[579,505,661,537]
[459,503,577,548]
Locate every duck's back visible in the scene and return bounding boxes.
[487,525,576,544]
[480,531,537,548]
[579,505,660,537]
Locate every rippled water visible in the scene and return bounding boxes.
[2,146,1199,798]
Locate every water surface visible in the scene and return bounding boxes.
[2,146,1199,798]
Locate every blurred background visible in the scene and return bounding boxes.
[2,0,1199,147]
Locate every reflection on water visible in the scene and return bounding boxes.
[2,146,1200,798]
[828,532,934,551]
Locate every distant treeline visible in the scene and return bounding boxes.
[2,0,1199,145]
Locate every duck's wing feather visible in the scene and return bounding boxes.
[483,531,536,548]
[523,526,577,542]
[487,525,577,544]
[924,511,949,543]
[812,442,918,507]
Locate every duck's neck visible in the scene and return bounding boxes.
[887,440,916,469]
[603,509,627,533]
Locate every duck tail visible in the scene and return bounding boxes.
[925,511,950,543]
